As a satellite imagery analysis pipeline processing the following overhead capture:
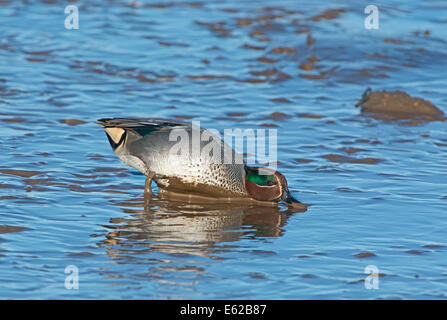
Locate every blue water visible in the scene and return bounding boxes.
[1,0,446,299]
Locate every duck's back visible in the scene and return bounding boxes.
[99,118,247,197]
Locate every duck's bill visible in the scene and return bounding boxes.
[280,190,307,210]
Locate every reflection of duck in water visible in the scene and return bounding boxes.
[97,118,306,211]
[101,195,294,257]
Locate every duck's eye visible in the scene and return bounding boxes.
[266,180,277,186]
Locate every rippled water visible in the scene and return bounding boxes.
[1,0,446,299]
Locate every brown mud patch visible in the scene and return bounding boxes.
[0,225,29,234]
[405,249,426,255]
[311,8,345,22]
[354,252,376,258]
[422,244,445,249]
[67,252,95,257]
[127,2,203,9]
[301,274,317,279]
[0,169,42,178]
[267,112,290,121]
[1,118,26,123]
[60,119,87,126]
[243,68,291,83]
[158,40,189,47]
[25,178,65,188]
[340,147,366,154]
[299,65,334,80]
[248,272,267,279]
[242,43,265,51]
[24,50,52,56]
[187,74,230,80]
[323,154,381,165]
[226,112,247,117]
[259,123,278,128]
[270,46,297,54]
[299,56,321,71]
[294,158,313,164]
[383,38,415,45]
[269,97,292,104]
[299,61,314,71]
[0,183,20,189]
[250,68,278,77]
[195,21,232,37]
[306,33,316,46]
[26,58,45,63]
[355,88,445,122]
[173,115,194,120]
[298,113,325,119]
[256,56,278,64]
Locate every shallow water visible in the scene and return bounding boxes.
[1,0,446,299]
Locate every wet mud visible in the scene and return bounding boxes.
[356,88,445,122]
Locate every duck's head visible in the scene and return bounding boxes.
[244,166,306,210]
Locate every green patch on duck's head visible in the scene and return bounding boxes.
[245,168,278,186]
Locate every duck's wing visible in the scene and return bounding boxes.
[97,118,244,165]
[97,117,190,132]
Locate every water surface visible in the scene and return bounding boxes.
[0,0,446,299]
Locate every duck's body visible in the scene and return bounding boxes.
[98,118,305,209]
